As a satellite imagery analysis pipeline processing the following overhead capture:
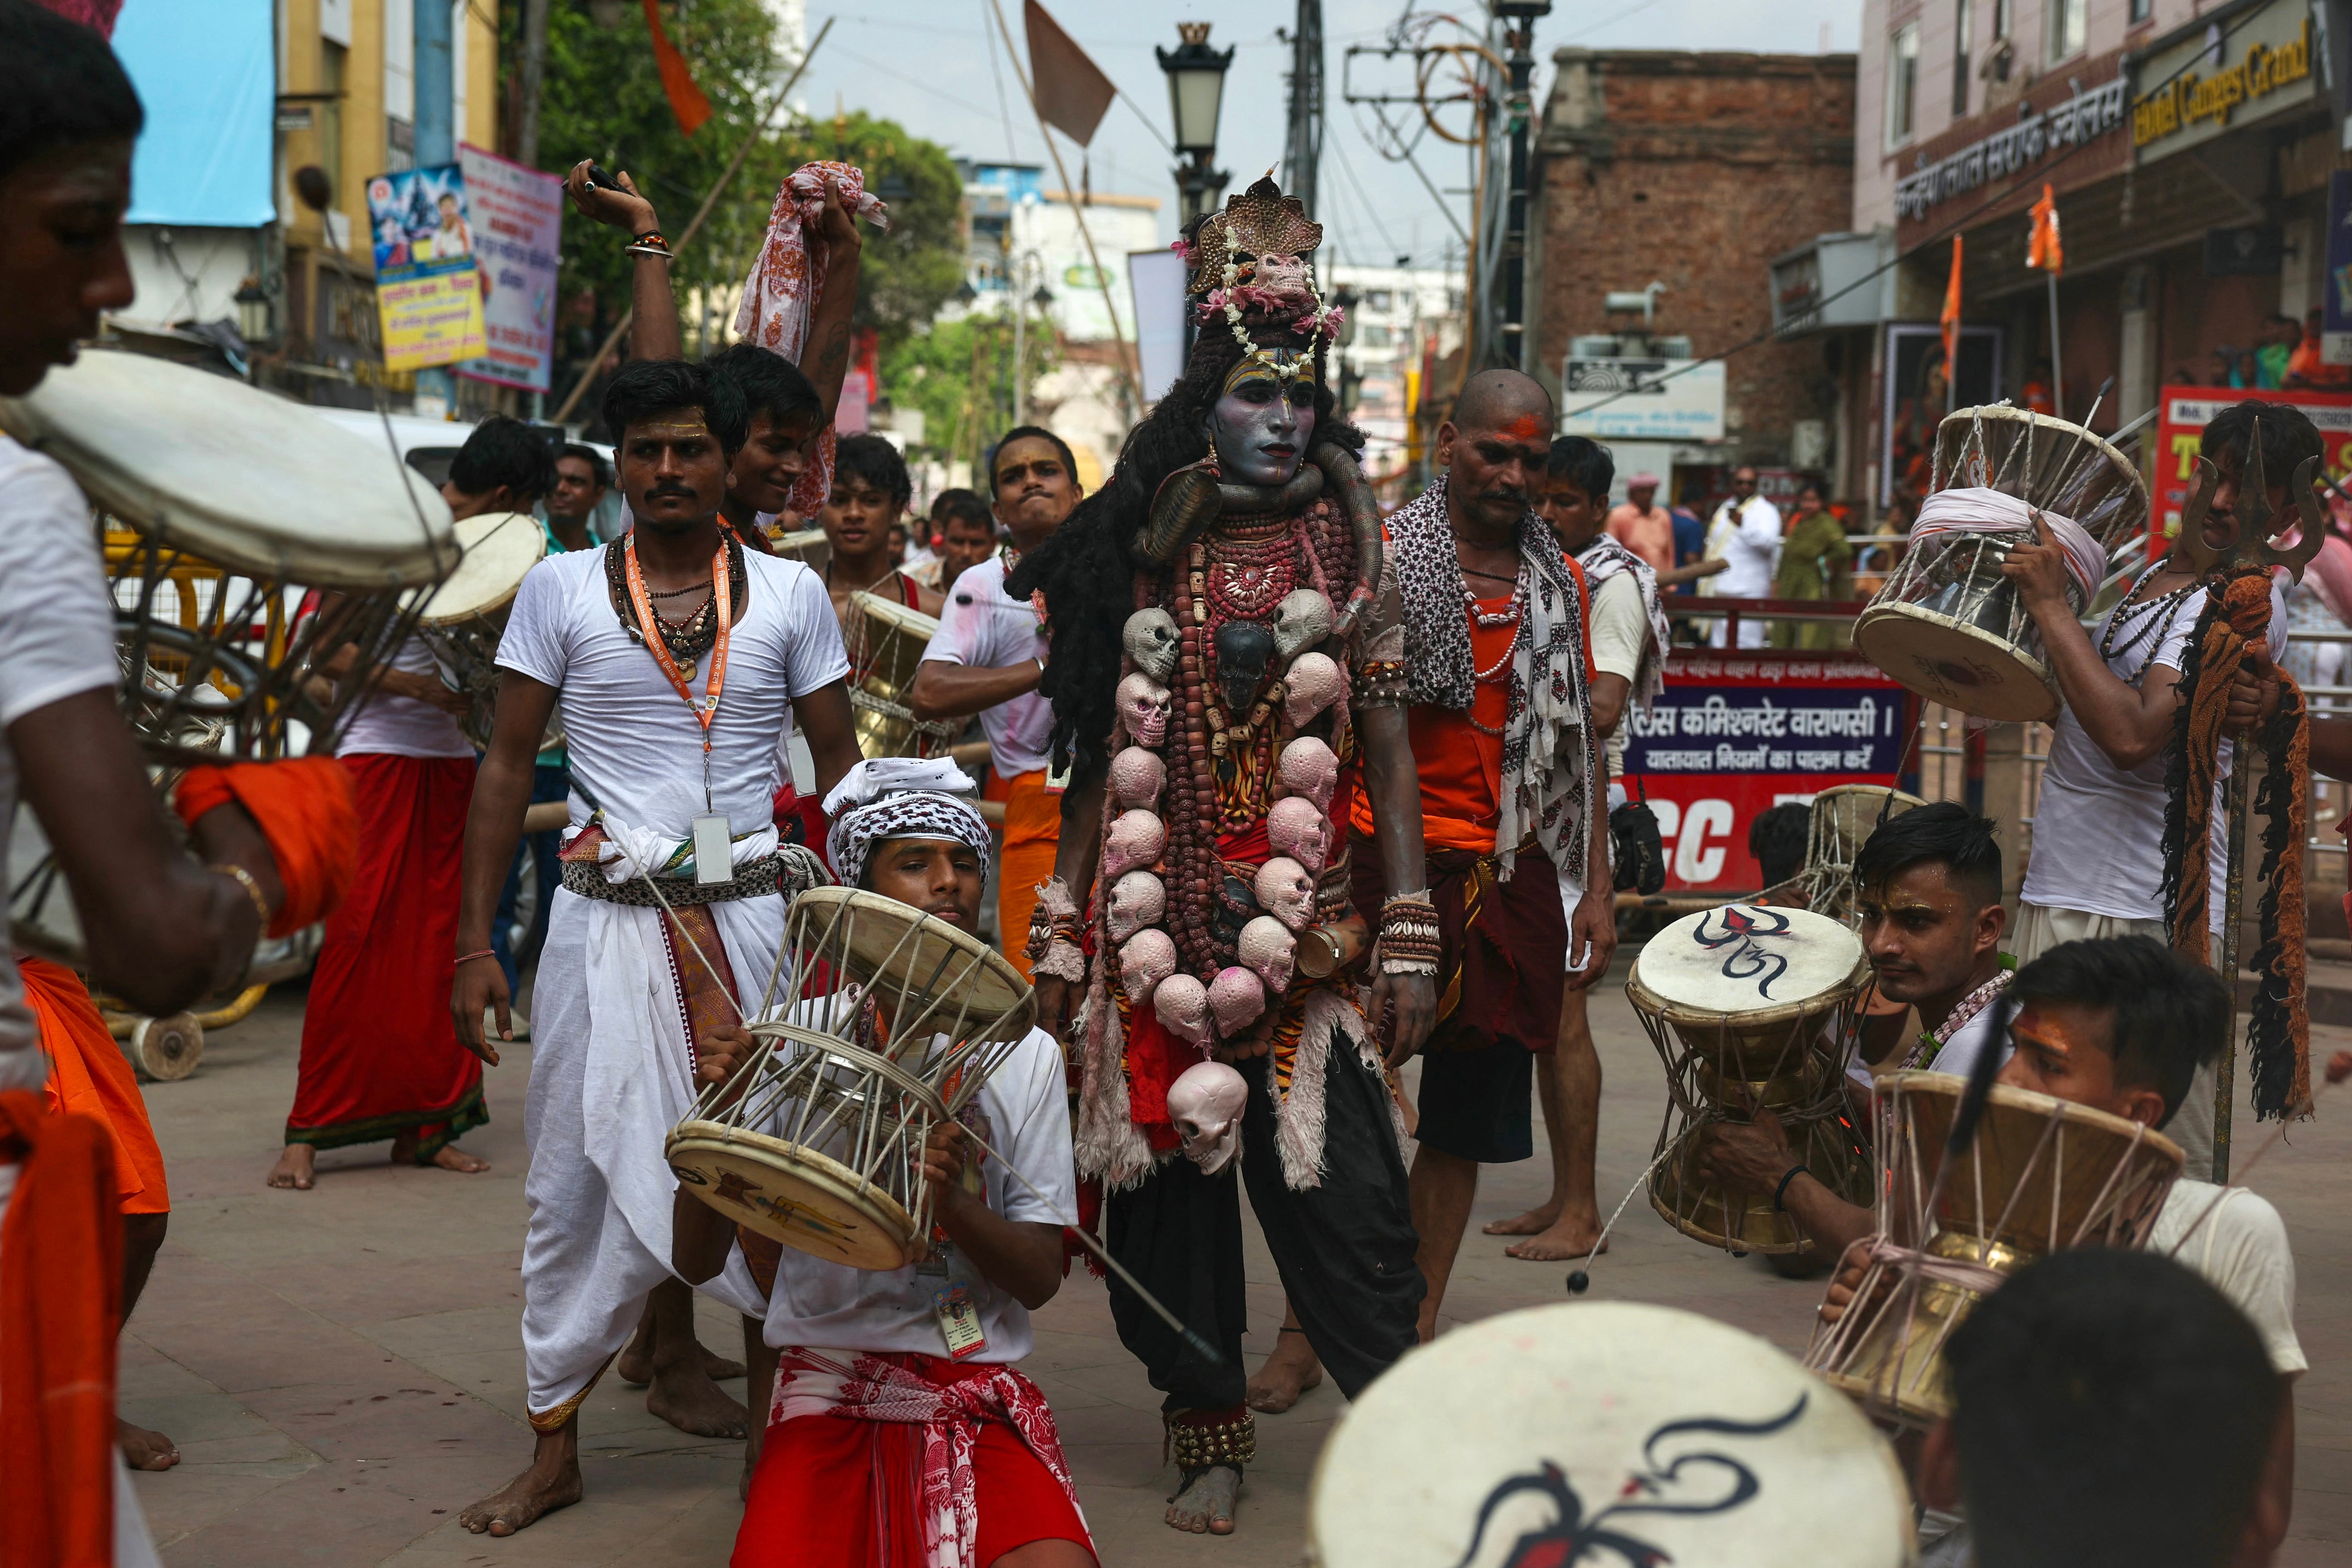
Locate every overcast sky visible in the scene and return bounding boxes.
[796,1,1862,267]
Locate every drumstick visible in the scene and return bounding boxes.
[944,1114,1226,1367]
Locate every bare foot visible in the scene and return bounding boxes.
[388,1131,491,1173]
[1505,1215,1610,1263]
[265,1144,315,1190]
[644,1357,749,1440]
[1245,1331,1323,1414]
[618,1318,742,1386]
[1482,1203,1559,1238]
[119,1417,179,1471]
[1166,1465,1239,1535]
[459,1454,583,1537]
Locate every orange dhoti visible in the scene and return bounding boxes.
[985,768,1062,981]
[22,955,168,1216]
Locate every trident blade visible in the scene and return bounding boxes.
[2176,455,2229,575]
[2256,454,2329,583]
[2238,415,2275,550]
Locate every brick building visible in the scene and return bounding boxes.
[1532,49,1858,510]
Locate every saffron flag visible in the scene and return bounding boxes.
[1024,0,1116,146]
[642,0,712,137]
[1941,235,1964,374]
[2027,183,2063,273]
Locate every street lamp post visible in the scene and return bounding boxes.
[1158,23,1234,230]
[1493,2,1550,371]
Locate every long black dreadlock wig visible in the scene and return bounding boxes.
[1006,311,1366,787]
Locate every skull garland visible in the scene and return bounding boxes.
[1166,1060,1248,1174]
[1119,927,1178,1004]
[1278,736,1339,811]
[1117,673,1173,747]
[1153,971,1212,1048]
[1122,609,1180,683]
[1106,871,1167,944]
[1108,747,1167,811]
[1266,795,1331,875]
[1237,915,1296,992]
[1102,810,1168,880]
[1254,856,1317,931]
[1209,965,1267,1035]
[1271,588,1334,658]
[1282,651,1344,731]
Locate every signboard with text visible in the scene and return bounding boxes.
[455,144,562,393]
[1627,652,1909,891]
[364,162,485,371]
[2151,384,2352,538]
[2129,0,2318,166]
[1561,358,1726,441]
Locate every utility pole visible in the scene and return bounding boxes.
[517,0,549,168]
[1494,3,1550,371]
[1282,1,1324,219]
[414,0,457,417]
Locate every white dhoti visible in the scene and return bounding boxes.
[519,826,789,1426]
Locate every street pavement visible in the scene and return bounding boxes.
[123,967,2352,1566]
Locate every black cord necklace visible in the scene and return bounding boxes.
[2099,561,2200,680]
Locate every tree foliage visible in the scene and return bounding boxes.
[882,311,1059,469]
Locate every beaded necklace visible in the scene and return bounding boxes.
[2099,560,2201,681]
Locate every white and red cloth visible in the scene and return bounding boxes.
[1911,486,2107,600]
[733,160,891,519]
[750,1347,1091,1568]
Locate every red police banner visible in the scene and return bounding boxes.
[2153,384,2352,540]
[1626,650,1909,891]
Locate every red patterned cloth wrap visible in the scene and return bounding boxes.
[732,160,892,518]
[736,1347,1093,1568]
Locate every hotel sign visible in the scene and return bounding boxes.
[2131,0,2318,163]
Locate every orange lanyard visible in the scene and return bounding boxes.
[622,535,732,803]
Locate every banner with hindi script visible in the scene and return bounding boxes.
[1625,652,1910,891]
[365,162,485,372]
[454,144,562,393]
[2152,384,2352,541]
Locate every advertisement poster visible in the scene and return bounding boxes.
[2152,384,2352,538]
[2323,169,2352,367]
[455,144,562,392]
[1560,358,1727,441]
[1625,651,1910,891]
[365,162,485,371]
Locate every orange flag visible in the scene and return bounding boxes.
[2027,183,2063,273]
[642,0,712,137]
[1941,235,1964,373]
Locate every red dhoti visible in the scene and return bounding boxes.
[733,1348,1094,1568]
[289,754,485,1155]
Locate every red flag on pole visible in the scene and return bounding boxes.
[642,0,712,137]
[1941,235,1964,374]
[2027,183,2063,273]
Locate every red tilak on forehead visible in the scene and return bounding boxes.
[1503,414,1546,443]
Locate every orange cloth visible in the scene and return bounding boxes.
[2288,337,2352,388]
[1604,502,1675,572]
[0,1091,122,1568]
[23,956,167,1215]
[988,768,1062,981]
[171,757,359,937]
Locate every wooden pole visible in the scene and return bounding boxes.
[2212,757,2251,1181]
[2046,270,2064,422]
[550,18,834,423]
[983,0,1145,411]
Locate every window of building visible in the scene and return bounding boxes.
[2127,0,2152,21]
[1952,0,1972,119]
[1360,324,1394,348]
[1366,289,1393,311]
[319,39,346,199]
[1887,22,1921,145]
[1993,0,2010,36]
[2048,0,2087,60]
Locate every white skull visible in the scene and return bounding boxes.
[1103,810,1168,880]
[1278,737,1339,812]
[1106,871,1166,944]
[1272,588,1335,658]
[1167,1059,1248,1174]
[1283,652,1344,731]
[1119,927,1178,1004]
[1253,856,1317,931]
[1123,609,1180,683]
[1153,971,1212,1049]
[1267,796,1331,875]
[1117,673,1173,746]
[1238,915,1296,993]
[1109,747,1167,811]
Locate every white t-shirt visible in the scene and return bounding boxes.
[335,634,473,759]
[2021,577,2288,927]
[0,437,120,1081]
[748,1024,1075,1362]
[494,544,848,836]
[921,553,1050,779]
[1588,569,1649,777]
[2148,1178,2306,1375]
[1702,495,1782,597]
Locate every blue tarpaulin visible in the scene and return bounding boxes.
[114,0,275,227]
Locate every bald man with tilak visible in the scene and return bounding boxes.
[1258,371,1612,1398]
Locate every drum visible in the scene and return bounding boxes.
[1853,406,2147,723]
[665,885,1036,1270]
[1631,904,1874,1254]
[2,351,456,967]
[1305,1301,1916,1568]
[847,590,957,759]
[1806,1070,2182,1428]
[415,510,545,749]
[1801,785,1927,926]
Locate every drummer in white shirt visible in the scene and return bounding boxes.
[674,760,1093,1568]
[1699,465,1781,648]
[2001,399,2301,1176]
[909,426,1083,975]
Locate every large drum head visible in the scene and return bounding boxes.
[1307,1302,1915,1568]
[0,350,455,587]
[419,511,543,624]
[666,1119,916,1270]
[792,886,1033,1043]
[1852,601,2057,722]
[1632,904,1867,1023]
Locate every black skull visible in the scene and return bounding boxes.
[1213,619,1277,717]
[1211,873,1261,954]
